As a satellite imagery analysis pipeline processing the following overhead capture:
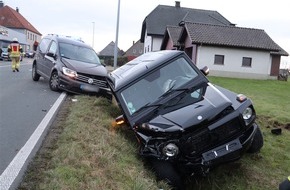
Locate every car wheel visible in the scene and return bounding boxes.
[49,71,60,91]
[247,125,264,153]
[150,159,184,190]
[32,63,40,81]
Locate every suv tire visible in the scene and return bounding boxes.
[49,71,60,91]
[247,125,263,153]
[150,159,184,190]
[32,63,40,81]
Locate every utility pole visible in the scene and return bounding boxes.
[113,0,120,70]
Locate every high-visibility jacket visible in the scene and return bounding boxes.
[8,43,22,58]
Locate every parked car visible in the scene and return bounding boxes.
[108,50,264,189]
[25,51,35,58]
[1,47,10,61]
[32,34,110,97]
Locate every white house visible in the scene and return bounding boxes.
[161,22,288,79]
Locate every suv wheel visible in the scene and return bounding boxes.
[247,124,264,153]
[49,71,60,91]
[32,63,40,81]
[150,159,184,190]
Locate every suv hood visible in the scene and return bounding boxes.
[146,84,233,132]
[62,58,107,76]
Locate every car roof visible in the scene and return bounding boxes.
[44,34,91,48]
[108,50,184,91]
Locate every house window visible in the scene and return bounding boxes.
[133,49,136,53]
[242,57,252,67]
[214,55,224,65]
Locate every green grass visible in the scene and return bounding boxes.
[19,77,290,190]
[208,77,290,123]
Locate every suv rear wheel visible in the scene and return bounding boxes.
[49,71,60,91]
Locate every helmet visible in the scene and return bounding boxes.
[13,38,18,42]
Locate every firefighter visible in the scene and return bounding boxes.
[8,38,23,72]
[280,176,290,190]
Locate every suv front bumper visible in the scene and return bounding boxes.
[179,123,258,174]
[202,123,257,165]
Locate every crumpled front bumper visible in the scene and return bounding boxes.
[201,123,258,167]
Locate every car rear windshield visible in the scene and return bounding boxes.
[120,57,199,115]
[59,42,101,64]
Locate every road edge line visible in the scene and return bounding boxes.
[0,92,67,190]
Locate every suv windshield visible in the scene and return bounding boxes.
[59,42,101,64]
[120,57,199,115]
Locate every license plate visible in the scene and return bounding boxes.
[202,139,242,162]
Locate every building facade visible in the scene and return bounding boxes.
[0,2,42,52]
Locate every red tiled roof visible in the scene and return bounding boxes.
[0,5,41,35]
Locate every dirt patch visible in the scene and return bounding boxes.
[18,97,72,190]
[258,115,290,131]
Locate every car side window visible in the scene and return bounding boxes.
[39,38,51,53]
[48,41,57,55]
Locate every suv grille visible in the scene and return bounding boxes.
[77,73,108,89]
[181,117,242,156]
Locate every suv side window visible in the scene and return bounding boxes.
[48,41,57,55]
[39,38,51,53]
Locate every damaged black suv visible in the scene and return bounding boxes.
[107,50,263,189]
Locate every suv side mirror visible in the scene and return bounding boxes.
[200,66,209,76]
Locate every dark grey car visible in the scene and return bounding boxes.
[32,34,110,97]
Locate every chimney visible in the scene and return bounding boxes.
[133,41,135,45]
[0,1,4,8]
[175,1,180,8]
[16,7,19,12]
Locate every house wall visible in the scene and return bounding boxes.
[143,30,151,53]
[0,27,26,48]
[144,32,163,53]
[196,46,275,79]
[184,35,197,62]
[165,38,174,50]
[152,36,163,52]
[26,30,41,51]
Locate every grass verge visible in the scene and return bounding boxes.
[18,77,290,190]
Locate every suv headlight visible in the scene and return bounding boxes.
[242,107,253,120]
[162,143,179,157]
[62,67,78,78]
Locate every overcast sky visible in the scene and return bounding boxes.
[4,0,290,67]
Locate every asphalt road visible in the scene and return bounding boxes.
[0,58,65,189]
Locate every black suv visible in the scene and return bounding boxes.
[108,50,263,189]
[32,34,110,96]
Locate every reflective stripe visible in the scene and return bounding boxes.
[288,176,290,181]
[10,43,20,53]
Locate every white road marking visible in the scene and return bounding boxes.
[0,92,67,190]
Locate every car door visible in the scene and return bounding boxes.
[36,38,51,77]
[43,41,58,78]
